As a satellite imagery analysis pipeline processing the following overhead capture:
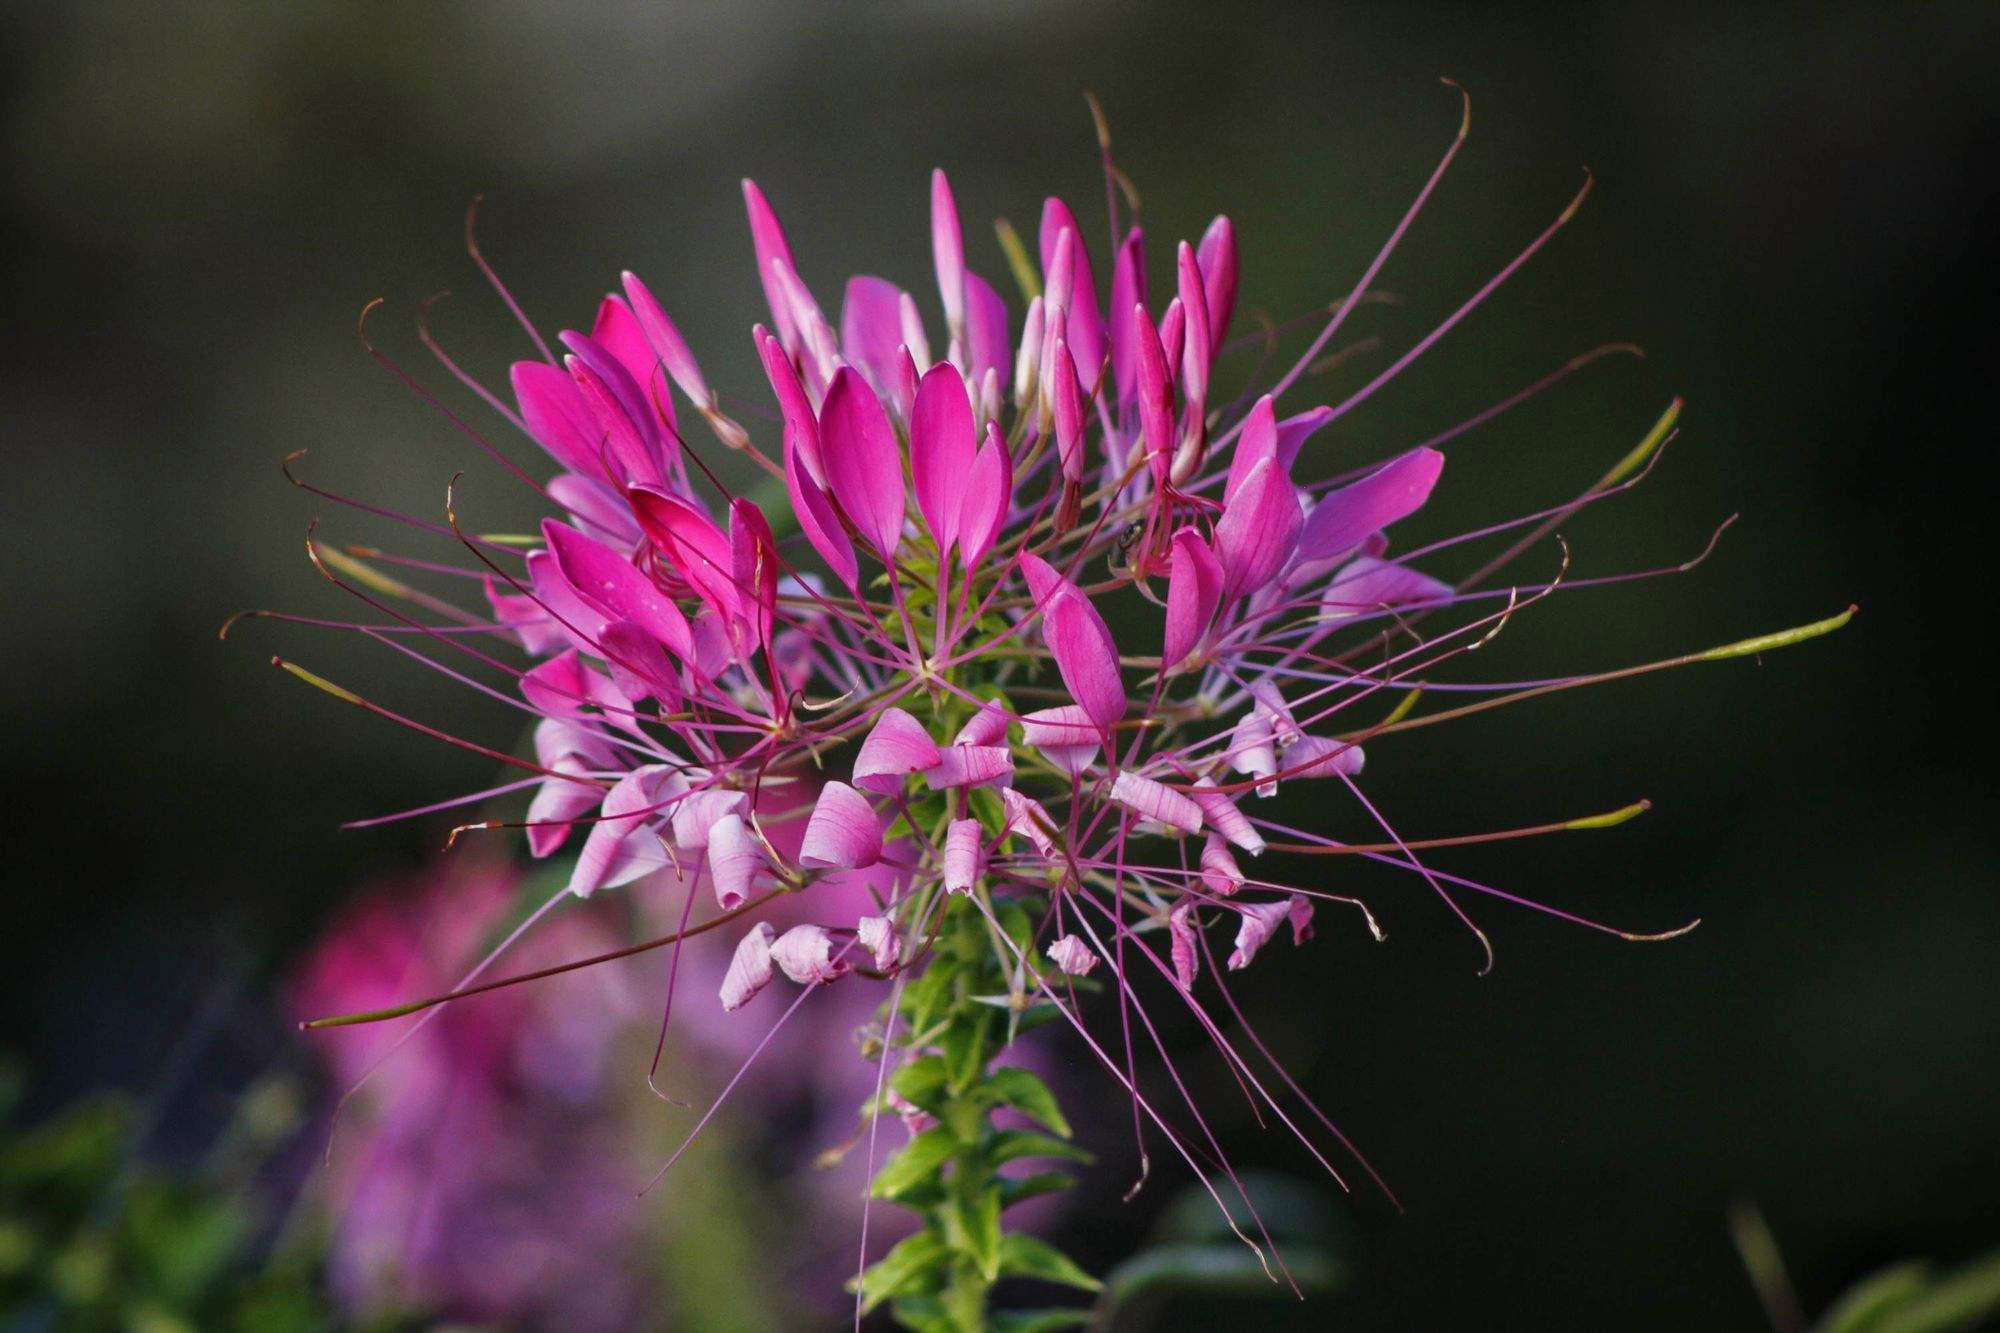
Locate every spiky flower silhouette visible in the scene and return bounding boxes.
[256,92,1850,1325]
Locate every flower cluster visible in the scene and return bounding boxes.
[269,98,1848,1321]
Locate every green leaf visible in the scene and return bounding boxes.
[989,1130,1093,1167]
[871,1129,956,1200]
[852,1230,947,1314]
[891,1057,949,1113]
[981,1068,1070,1138]
[1098,1242,1345,1316]
[996,1234,1101,1292]
[952,1178,1002,1281]
[1868,1247,2000,1333]
[1818,1261,1932,1333]
[999,1172,1077,1211]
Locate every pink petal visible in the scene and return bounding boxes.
[923,745,1014,790]
[1162,527,1223,671]
[1168,901,1200,990]
[626,486,741,627]
[621,270,710,405]
[486,574,562,656]
[1109,771,1204,835]
[772,924,849,986]
[756,326,824,484]
[562,333,666,487]
[1038,198,1105,381]
[840,275,909,393]
[1200,835,1244,898]
[521,648,590,718]
[1018,553,1126,733]
[598,620,682,708]
[818,367,907,560]
[591,294,674,432]
[707,811,764,909]
[742,179,800,351]
[953,700,1010,746]
[719,921,776,1010]
[1321,555,1454,622]
[669,787,748,851]
[526,720,611,857]
[568,766,672,898]
[1296,448,1445,564]
[799,780,882,869]
[1288,894,1316,944]
[943,818,984,893]
[910,362,976,554]
[1214,457,1303,597]
[1051,336,1084,485]
[1189,780,1265,856]
[1248,678,1303,743]
[857,915,901,970]
[932,169,966,333]
[1227,900,1291,970]
[1020,705,1101,777]
[1282,735,1366,779]
[1229,712,1279,797]
[511,360,602,477]
[546,473,641,547]
[1000,789,1058,856]
[784,431,859,594]
[955,422,1012,572]
[1048,934,1097,976]
[1274,405,1334,473]
[1196,215,1238,353]
[963,271,1012,389]
[1224,396,1279,506]
[1132,302,1174,482]
[543,519,692,657]
[1107,228,1146,407]
[1175,241,1211,407]
[853,707,943,794]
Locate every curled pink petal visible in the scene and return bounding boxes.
[857,915,901,970]
[772,924,849,986]
[1282,735,1366,779]
[707,811,765,909]
[1000,789,1058,856]
[853,707,943,794]
[818,367,907,560]
[669,787,748,852]
[1110,771,1204,835]
[953,700,1010,746]
[1168,901,1200,991]
[1020,705,1101,776]
[1228,900,1291,970]
[1229,712,1279,797]
[1288,894,1316,944]
[1214,456,1303,597]
[568,765,673,898]
[1048,934,1098,976]
[943,818,984,893]
[1162,527,1223,671]
[911,362,976,553]
[1249,678,1303,743]
[923,745,1014,790]
[525,719,611,857]
[1296,447,1445,564]
[1200,835,1245,898]
[719,921,776,1010]
[799,780,883,869]
[1190,781,1265,855]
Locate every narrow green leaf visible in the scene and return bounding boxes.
[1817,1261,1931,1333]
[1871,1247,2000,1333]
[850,1230,946,1314]
[954,1179,1002,1281]
[981,1068,1070,1138]
[870,1128,956,1199]
[999,1172,1078,1210]
[989,1130,1093,1167]
[991,1308,1093,1332]
[996,1234,1102,1292]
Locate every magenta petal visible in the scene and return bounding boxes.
[1283,735,1366,779]
[954,700,1010,746]
[932,169,966,332]
[707,811,765,909]
[910,363,976,553]
[1132,303,1174,481]
[1321,555,1454,621]
[742,179,800,350]
[543,519,692,657]
[1110,771,1204,834]
[818,368,907,560]
[956,422,1012,572]
[1019,553,1126,731]
[620,271,710,405]
[1051,337,1084,484]
[590,294,672,432]
[963,271,1012,389]
[568,766,670,898]
[1224,396,1279,506]
[1038,198,1105,383]
[1048,934,1098,976]
[857,915,901,970]
[852,707,943,794]
[1274,405,1335,473]
[923,745,1014,790]
[511,360,601,477]
[1214,457,1303,597]
[1297,447,1445,563]
[772,925,849,985]
[943,818,984,893]
[1108,228,1147,407]
[1196,214,1238,352]
[1200,835,1244,898]
[784,435,858,594]
[1020,705,1101,776]
[1288,894,1316,944]
[598,620,681,708]
[1162,526,1223,671]
[799,780,883,869]
[840,275,909,393]
[521,648,590,718]
[525,720,610,857]
[1175,241,1211,406]
[757,326,824,483]
[719,921,776,1010]
[1168,901,1200,991]
[1190,780,1265,855]
[1228,900,1290,970]
[626,486,741,627]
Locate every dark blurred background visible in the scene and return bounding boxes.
[3,2,1994,1328]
